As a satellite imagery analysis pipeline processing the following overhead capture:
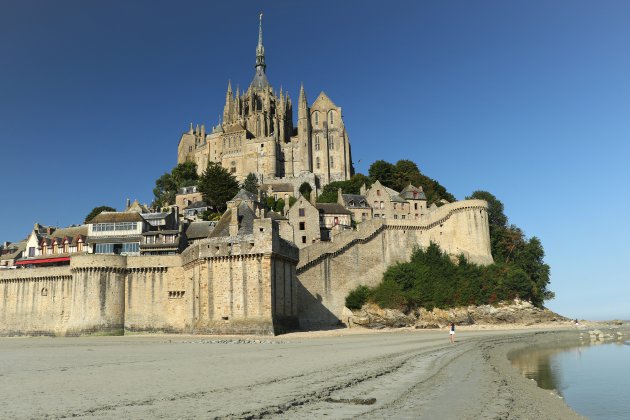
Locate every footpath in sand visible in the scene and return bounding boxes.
[0,327,583,419]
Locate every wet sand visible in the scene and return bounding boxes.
[0,327,583,419]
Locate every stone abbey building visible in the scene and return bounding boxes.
[177,15,353,189]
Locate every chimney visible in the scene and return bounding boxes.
[126,198,131,209]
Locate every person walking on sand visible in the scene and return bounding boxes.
[449,322,456,343]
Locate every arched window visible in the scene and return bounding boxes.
[329,133,334,150]
[329,111,334,125]
[314,112,319,127]
[315,134,320,151]
[316,157,321,169]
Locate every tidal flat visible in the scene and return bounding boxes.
[0,327,584,419]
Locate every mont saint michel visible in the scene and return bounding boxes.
[0,14,492,336]
[2,4,624,419]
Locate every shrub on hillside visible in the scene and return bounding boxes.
[345,285,371,310]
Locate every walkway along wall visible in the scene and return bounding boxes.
[295,199,493,328]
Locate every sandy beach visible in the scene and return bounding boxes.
[0,326,585,419]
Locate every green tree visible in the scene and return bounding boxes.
[368,160,397,187]
[468,191,508,228]
[299,182,313,198]
[198,162,240,213]
[152,162,199,208]
[171,161,199,188]
[345,285,371,310]
[368,159,454,205]
[85,206,116,223]
[317,173,372,203]
[241,173,259,194]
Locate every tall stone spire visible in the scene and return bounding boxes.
[250,12,269,91]
[256,12,265,71]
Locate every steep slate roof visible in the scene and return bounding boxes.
[315,203,352,215]
[0,240,26,261]
[90,212,144,223]
[142,212,167,220]
[231,189,257,202]
[224,123,246,134]
[185,221,216,240]
[209,202,256,238]
[383,186,406,203]
[185,201,208,210]
[399,185,427,200]
[341,194,370,209]
[261,183,293,193]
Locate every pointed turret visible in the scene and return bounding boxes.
[298,83,307,110]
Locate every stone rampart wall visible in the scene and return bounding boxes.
[296,200,493,328]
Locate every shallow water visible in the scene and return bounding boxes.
[510,336,630,419]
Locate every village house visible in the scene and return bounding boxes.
[16,224,88,267]
[286,195,320,248]
[337,188,372,223]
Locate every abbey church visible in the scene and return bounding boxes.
[177,15,353,189]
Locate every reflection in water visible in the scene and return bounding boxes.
[509,341,581,392]
[509,332,630,420]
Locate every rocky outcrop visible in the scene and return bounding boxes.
[348,300,568,329]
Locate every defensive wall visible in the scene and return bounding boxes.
[295,199,493,328]
[0,200,490,336]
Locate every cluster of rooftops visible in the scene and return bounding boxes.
[1,180,442,269]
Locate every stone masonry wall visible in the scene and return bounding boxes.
[296,200,492,328]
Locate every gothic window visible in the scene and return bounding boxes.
[316,157,320,169]
[314,112,319,126]
[315,135,320,151]
[257,117,261,137]
[329,111,334,125]
[329,134,334,150]
[329,155,334,168]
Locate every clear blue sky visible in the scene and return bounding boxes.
[1,1,629,320]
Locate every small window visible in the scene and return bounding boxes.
[316,157,321,169]
[302,236,306,244]
[299,222,305,230]
[41,288,48,296]
[377,190,381,196]
[394,215,398,219]
[414,203,418,210]
[299,208,305,217]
